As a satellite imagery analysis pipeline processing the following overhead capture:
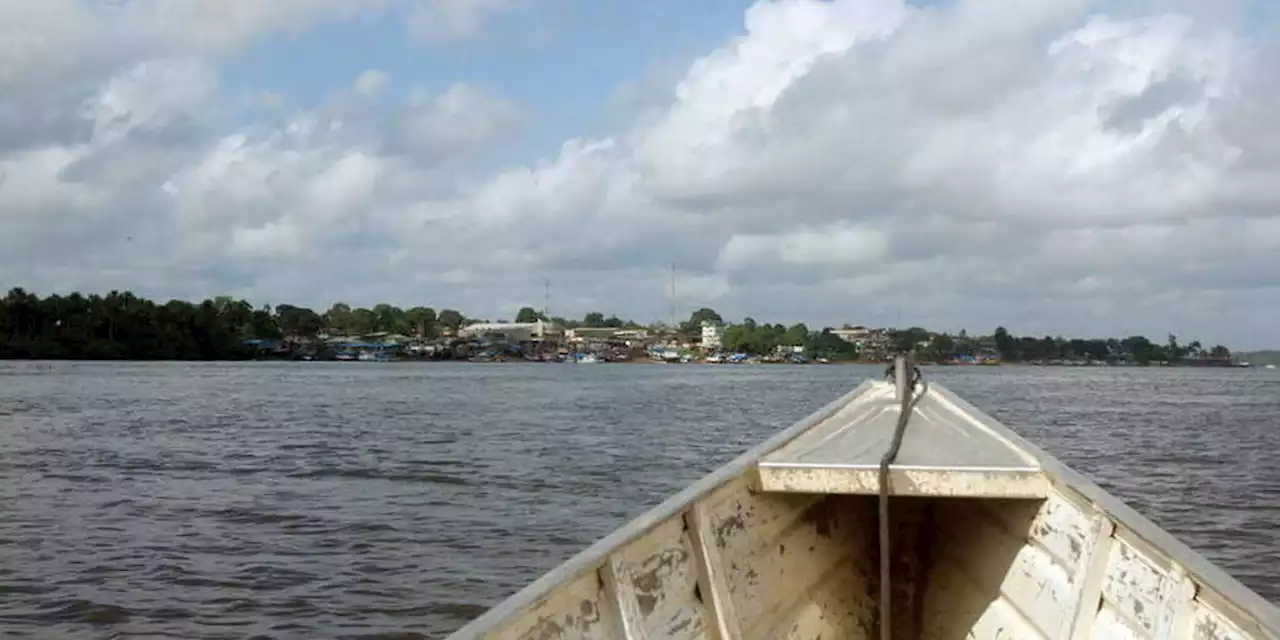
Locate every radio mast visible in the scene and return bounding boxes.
[669,263,677,329]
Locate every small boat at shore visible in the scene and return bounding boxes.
[449,358,1280,640]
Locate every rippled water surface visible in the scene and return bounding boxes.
[2,362,1278,638]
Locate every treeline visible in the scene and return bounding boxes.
[859,326,1230,363]
[2,289,266,360]
[0,288,1236,364]
[989,326,1230,363]
[0,288,470,360]
[678,309,1233,364]
[0,288,652,360]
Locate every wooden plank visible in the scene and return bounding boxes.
[1156,567,1197,640]
[602,555,648,640]
[1066,511,1116,640]
[1091,603,1144,640]
[1194,587,1280,640]
[930,501,1072,638]
[688,502,742,640]
[1102,537,1175,636]
[610,516,712,639]
[1033,491,1096,570]
[922,559,1047,640]
[1191,598,1254,640]
[698,483,877,640]
[489,570,621,640]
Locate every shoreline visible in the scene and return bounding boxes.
[0,357,1258,368]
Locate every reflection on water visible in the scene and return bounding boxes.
[1,362,1277,638]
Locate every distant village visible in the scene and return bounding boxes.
[4,290,1267,366]
[249,320,899,364]
[246,319,1260,368]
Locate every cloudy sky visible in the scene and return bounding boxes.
[2,0,1279,347]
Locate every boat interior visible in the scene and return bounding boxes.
[450,374,1279,640]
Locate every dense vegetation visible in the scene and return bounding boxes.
[0,288,463,359]
[986,326,1230,364]
[665,309,1232,364]
[0,288,646,360]
[0,288,1237,363]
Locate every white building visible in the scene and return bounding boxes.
[458,320,560,342]
[830,326,873,343]
[700,321,725,350]
[565,327,650,346]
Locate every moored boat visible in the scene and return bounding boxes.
[449,359,1280,639]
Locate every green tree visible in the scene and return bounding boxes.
[515,307,545,323]
[324,303,354,334]
[350,308,377,335]
[806,328,859,361]
[212,297,253,336]
[679,308,723,337]
[993,326,1014,358]
[438,309,465,333]
[249,309,281,339]
[782,323,809,347]
[928,333,956,361]
[404,307,437,337]
[372,304,410,334]
[721,324,752,353]
[275,304,324,336]
[889,327,931,354]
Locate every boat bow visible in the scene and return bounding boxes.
[447,371,1280,640]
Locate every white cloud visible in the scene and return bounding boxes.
[0,1,377,94]
[0,1,514,97]
[405,0,522,44]
[383,84,524,159]
[353,69,391,97]
[2,0,1280,346]
[232,219,304,258]
[717,226,890,273]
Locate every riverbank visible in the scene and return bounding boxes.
[5,356,1263,368]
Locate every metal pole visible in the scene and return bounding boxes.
[894,355,908,402]
[669,263,676,329]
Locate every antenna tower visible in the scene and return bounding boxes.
[669,263,677,329]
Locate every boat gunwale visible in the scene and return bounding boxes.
[445,378,882,639]
[447,378,1280,640]
[926,383,1280,639]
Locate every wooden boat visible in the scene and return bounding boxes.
[448,360,1280,639]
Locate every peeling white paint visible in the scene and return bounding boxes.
[452,380,1279,640]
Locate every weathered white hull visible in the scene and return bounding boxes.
[449,378,1280,640]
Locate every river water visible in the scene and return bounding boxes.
[1,362,1277,639]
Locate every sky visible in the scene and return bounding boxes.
[2,0,1280,348]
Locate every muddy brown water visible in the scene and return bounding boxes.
[1,361,1277,638]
